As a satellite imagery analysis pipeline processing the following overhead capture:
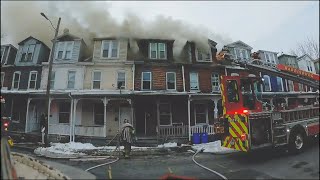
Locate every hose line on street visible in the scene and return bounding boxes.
[85,157,119,172]
[192,148,228,180]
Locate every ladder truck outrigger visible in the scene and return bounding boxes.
[214,50,319,153]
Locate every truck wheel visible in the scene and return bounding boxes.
[289,130,306,153]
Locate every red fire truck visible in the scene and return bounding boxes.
[1,96,14,146]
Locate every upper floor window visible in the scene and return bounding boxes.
[149,43,166,59]
[288,80,294,92]
[265,52,276,64]
[234,48,249,60]
[92,71,101,89]
[190,72,199,90]
[1,47,5,63]
[276,77,284,92]
[56,41,74,60]
[196,49,212,62]
[306,61,313,72]
[117,71,125,89]
[20,44,35,62]
[166,72,176,90]
[286,58,297,68]
[142,72,152,90]
[211,73,220,92]
[263,75,271,91]
[1,72,4,87]
[12,71,21,89]
[67,71,76,89]
[101,40,118,58]
[50,71,55,89]
[28,71,38,89]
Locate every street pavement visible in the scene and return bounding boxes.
[12,138,319,179]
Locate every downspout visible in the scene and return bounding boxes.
[182,65,186,92]
[132,64,135,92]
[188,94,191,141]
[68,93,73,142]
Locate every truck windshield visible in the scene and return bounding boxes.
[226,80,239,103]
[241,79,256,110]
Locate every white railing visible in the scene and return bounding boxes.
[191,124,215,135]
[48,124,70,135]
[158,125,188,137]
[75,125,105,137]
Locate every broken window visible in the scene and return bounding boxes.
[26,44,35,61]
[117,71,125,89]
[166,72,176,90]
[196,49,211,62]
[142,72,151,90]
[56,41,74,60]
[59,101,70,123]
[159,103,172,126]
[28,71,37,89]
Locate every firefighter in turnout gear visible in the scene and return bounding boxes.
[120,119,135,158]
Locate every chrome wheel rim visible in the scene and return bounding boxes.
[295,134,303,150]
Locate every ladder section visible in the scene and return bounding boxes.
[280,106,319,123]
[272,112,287,146]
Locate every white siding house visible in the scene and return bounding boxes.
[297,54,316,73]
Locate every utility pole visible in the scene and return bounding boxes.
[41,13,61,147]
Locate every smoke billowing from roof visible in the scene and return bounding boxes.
[1,1,232,56]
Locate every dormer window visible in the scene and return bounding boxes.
[20,44,35,62]
[56,41,74,60]
[234,48,249,60]
[196,49,212,62]
[101,40,118,59]
[265,52,276,64]
[149,43,166,59]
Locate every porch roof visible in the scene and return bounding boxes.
[261,91,319,98]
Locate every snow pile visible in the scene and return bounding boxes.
[191,140,238,154]
[157,142,178,148]
[35,142,98,155]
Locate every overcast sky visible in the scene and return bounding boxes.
[1,1,319,54]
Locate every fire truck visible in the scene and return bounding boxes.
[1,96,14,146]
[215,50,319,153]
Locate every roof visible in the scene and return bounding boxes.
[297,54,314,61]
[278,53,297,58]
[1,44,17,50]
[93,37,129,41]
[54,29,81,41]
[17,36,50,50]
[257,50,278,54]
[225,40,253,50]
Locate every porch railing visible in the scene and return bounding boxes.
[75,125,105,137]
[48,124,70,135]
[190,124,215,135]
[158,125,188,137]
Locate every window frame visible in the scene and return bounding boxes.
[149,43,167,59]
[12,71,21,90]
[67,70,76,89]
[93,103,104,125]
[92,70,102,90]
[116,70,126,89]
[276,77,284,92]
[55,41,74,60]
[141,72,152,90]
[189,72,199,90]
[263,75,271,92]
[50,71,55,89]
[234,48,248,60]
[159,102,172,126]
[1,72,4,87]
[194,103,208,124]
[28,71,38,89]
[288,80,294,92]
[100,40,119,59]
[196,48,212,62]
[58,101,71,124]
[211,73,220,92]
[166,72,176,90]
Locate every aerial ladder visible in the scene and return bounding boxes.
[214,50,319,153]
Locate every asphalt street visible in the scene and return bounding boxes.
[12,138,319,179]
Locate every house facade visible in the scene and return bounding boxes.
[297,54,316,74]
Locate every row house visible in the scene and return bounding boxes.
[1,37,50,135]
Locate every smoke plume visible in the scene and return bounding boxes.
[1,1,232,56]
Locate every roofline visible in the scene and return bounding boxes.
[278,54,297,58]
[257,50,278,54]
[17,36,50,50]
[1,44,17,50]
[297,54,313,61]
[225,40,253,50]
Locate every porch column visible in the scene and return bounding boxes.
[25,98,32,133]
[103,97,109,137]
[47,98,52,135]
[72,99,78,142]
[188,96,191,141]
[69,99,74,142]
[213,99,218,119]
[156,99,160,137]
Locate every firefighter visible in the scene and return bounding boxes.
[120,119,135,159]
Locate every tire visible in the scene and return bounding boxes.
[289,130,306,154]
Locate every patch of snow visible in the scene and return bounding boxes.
[35,142,98,155]
[157,142,178,148]
[191,140,238,154]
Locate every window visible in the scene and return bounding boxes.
[211,73,220,92]
[56,41,74,60]
[50,71,55,89]
[194,104,207,124]
[159,103,172,125]
[12,71,21,89]
[101,40,118,58]
[189,72,199,90]
[28,71,37,89]
[298,83,304,92]
[67,71,76,89]
[306,61,313,72]
[1,47,5,63]
[276,77,284,92]
[94,103,104,125]
[20,45,35,62]
[265,52,276,64]
[166,72,176,90]
[117,71,125,89]
[92,71,101,89]
[263,75,271,91]
[234,48,248,59]
[149,43,167,59]
[1,72,4,87]
[59,101,70,123]
[288,80,294,92]
[226,80,239,103]
[196,49,212,62]
[142,72,151,90]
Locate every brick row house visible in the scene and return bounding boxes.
[1,31,319,144]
